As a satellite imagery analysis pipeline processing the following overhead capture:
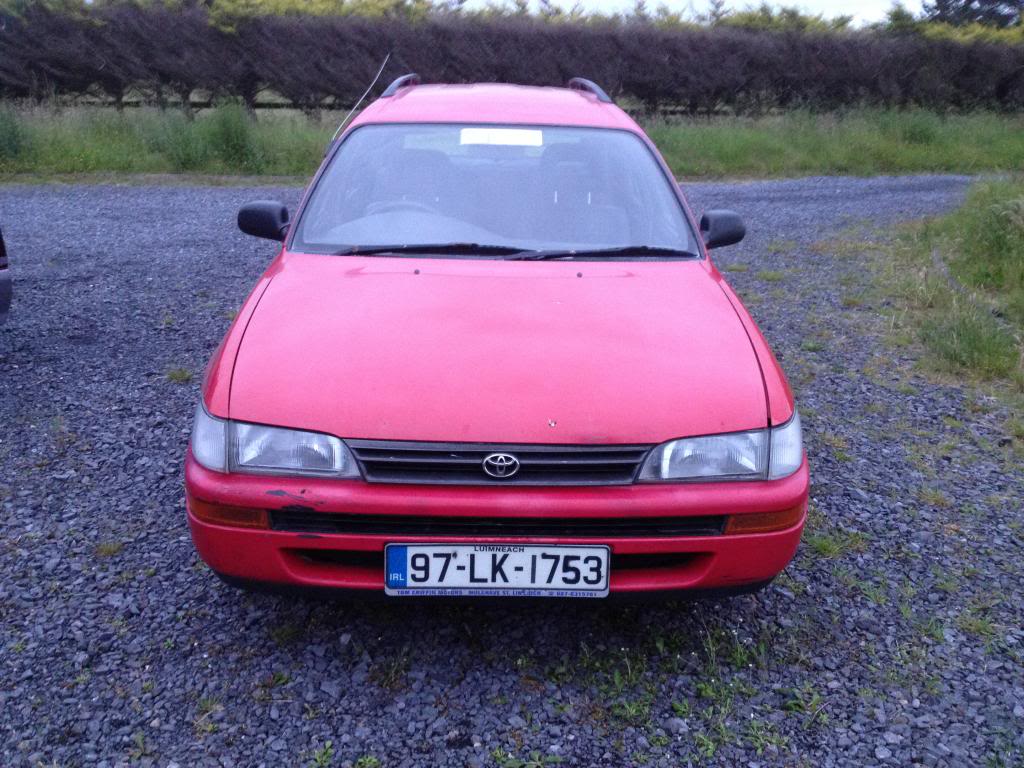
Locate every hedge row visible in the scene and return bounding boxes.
[1,5,1023,114]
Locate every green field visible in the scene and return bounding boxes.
[2,104,1023,180]
[648,111,1024,178]
[883,179,1024,387]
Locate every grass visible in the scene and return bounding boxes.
[804,527,868,559]
[166,367,193,384]
[647,109,1024,178]
[880,179,1024,387]
[2,104,1024,180]
[957,607,999,640]
[269,621,303,646]
[491,749,562,768]
[309,741,334,768]
[94,541,124,558]
[0,103,326,176]
[193,696,222,735]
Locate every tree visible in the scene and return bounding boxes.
[886,3,920,30]
[923,0,1023,27]
[706,0,729,25]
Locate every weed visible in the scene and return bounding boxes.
[194,696,222,734]
[255,670,291,700]
[0,106,28,161]
[853,577,888,606]
[129,732,152,759]
[95,541,124,558]
[491,748,561,768]
[694,731,718,758]
[804,528,868,558]
[353,756,381,768]
[370,648,410,691]
[649,731,670,748]
[269,622,302,646]
[841,294,864,308]
[757,270,785,283]
[921,305,1018,379]
[821,431,851,460]
[917,615,945,643]
[166,367,193,384]
[309,741,334,768]
[202,103,263,172]
[918,487,952,508]
[611,699,651,726]
[671,700,691,717]
[766,239,797,254]
[957,607,998,640]
[783,683,828,727]
[266,670,290,688]
[746,719,788,755]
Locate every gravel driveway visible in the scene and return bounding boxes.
[2,176,1022,768]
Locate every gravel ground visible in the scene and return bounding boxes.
[2,175,1022,768]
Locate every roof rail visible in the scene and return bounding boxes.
[567,77,612,103]
[381,73,421,98]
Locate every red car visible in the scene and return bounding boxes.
[186,77,808,599]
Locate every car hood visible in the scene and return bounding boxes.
[229,253,767,444]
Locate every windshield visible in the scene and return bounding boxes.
[291,124,696,257]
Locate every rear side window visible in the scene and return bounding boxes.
[292,123,695,256]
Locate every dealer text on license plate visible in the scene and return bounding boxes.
[384,543,610,597]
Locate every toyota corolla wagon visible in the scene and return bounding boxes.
[185,76,808,599]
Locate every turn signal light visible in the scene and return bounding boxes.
[724,504,805,535]
[188,495,268,529]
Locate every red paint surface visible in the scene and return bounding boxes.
[188,82,808,595]
[228,255,768,443]
[350,84,641,132]
[187,454,808,593]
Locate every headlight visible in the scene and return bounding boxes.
[639,410,802,482]
[639,429,767,481]
[190,403,360,478]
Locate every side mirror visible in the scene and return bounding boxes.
[238,201,289,242]
[700,209,745,249]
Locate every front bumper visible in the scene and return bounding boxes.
[185,453,809,595]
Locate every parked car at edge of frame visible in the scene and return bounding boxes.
[0,227,11,325]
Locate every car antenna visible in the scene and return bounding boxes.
[327,52,391,150]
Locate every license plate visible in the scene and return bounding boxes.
[384,543,610,597]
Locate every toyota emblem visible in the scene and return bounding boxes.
[482,453,520,479]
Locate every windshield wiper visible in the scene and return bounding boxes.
[333,242,529,256]
[507,245,700,261]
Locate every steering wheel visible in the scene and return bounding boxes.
[367,200,441,216]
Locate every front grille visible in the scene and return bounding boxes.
[347,440,652,486]
[270,510,726,538]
